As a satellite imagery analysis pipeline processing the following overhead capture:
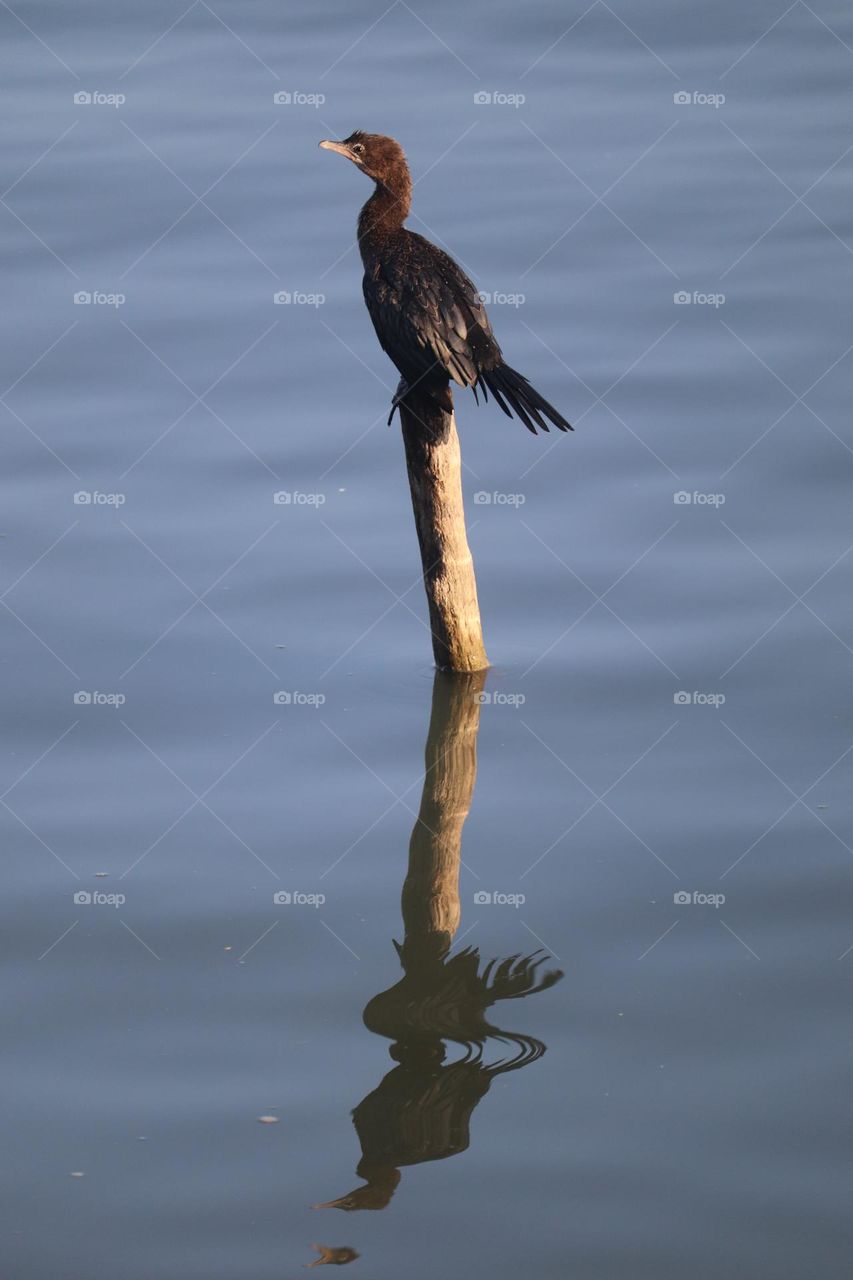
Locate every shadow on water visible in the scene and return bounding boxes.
[314,671,563,1216]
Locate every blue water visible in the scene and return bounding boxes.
[2,1,852,1275]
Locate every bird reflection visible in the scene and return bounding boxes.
[315,671,562,1213]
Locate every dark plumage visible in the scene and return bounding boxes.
[319,131,572,435]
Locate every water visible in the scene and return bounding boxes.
[3,1,852,1275]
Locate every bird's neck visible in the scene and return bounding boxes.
[357,175,411,255]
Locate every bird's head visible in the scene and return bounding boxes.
[319,131,409,189]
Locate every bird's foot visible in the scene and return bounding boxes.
[387,377,410,426]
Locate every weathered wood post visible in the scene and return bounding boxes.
[398,390,489,673]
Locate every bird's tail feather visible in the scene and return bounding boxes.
[479,363,572,435]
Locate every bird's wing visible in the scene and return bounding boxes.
[363,232,501,389]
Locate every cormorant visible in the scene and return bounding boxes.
[319,132,572,435]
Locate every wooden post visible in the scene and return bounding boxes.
[399,390,489,673]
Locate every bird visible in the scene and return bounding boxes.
[319,131,572,435]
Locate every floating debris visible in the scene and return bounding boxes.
[306,1243,359,1267]
[69,1171,85,1178]
[257,1114,280,1125]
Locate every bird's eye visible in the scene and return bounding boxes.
[352,143,364,155]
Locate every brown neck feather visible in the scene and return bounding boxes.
[357,170,412,255]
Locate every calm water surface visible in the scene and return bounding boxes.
[2,1,853,1276]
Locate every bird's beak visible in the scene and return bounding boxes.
[319,139,354,160]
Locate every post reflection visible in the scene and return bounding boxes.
[315,671,563,1213]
